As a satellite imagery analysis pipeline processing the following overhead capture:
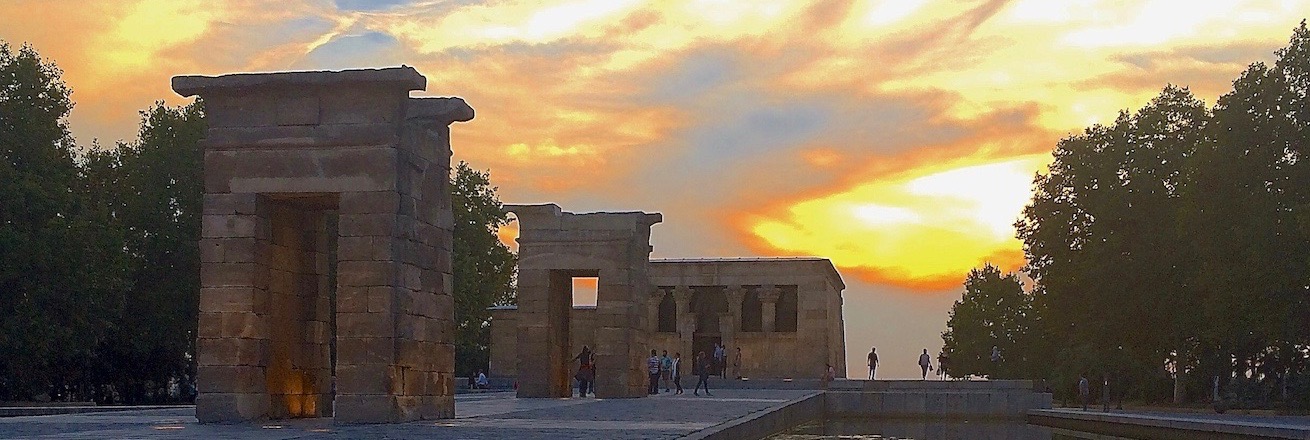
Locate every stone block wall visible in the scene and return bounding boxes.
[178,67,472,423]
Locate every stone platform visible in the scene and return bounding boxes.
[0,389,813,439]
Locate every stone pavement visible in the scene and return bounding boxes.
[0,389,814,439]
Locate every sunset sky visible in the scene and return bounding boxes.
[2,0,1306,378]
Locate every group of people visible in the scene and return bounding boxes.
[575,343,742,397]
[864,347,957,380]
[466,369,489,389]
[865,345,1004,380]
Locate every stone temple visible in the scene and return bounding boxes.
[490,204,848,394]
[176,66,846,424]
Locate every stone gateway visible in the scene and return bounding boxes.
[175,67,472,423]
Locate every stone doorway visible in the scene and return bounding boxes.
[264,195,337,418]
[691,335,720,370]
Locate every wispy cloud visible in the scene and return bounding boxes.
[1,0,1304,293]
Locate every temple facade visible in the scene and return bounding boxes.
[489,256,847,381]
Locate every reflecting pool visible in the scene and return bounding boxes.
[766,418,1142,440]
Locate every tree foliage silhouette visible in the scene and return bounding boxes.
[948,22,1310,406]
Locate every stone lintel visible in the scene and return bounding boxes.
[505,203,663,232]
[173,66,426,97]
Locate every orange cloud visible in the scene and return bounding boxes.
[733,151,1049,291]
[4,0,1308,295]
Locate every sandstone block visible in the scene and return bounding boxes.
[198,337,268,366]
[338,213,397,237]
[196,393,271,422]
[202,215,258,239]
[333,394,398,424]
[337,312,395,338]
[275,93,319,126]
[338,260,393,287]
[200,263,262,288]
[203,193,260,216]
[197,365,266,394]
[336,363,394,395]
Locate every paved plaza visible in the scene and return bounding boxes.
[0,389,814,439]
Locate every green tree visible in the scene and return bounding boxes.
[1017,85,1208,402]
[451,161,516,378]
[83,101,205,403]
[0,42,130,400]
[1184,21,1310,403]
[941,264,1032,379]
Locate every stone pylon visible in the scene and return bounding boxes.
[175,67,472,423]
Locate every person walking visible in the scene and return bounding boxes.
[733,347,742,379]
[661,350,673,392]
[1078,375,1090,410]
[867,347,878,380]
[575,346,595,397]
[918,349,933,380]
[694,351,712,396]
[647,350,661,395]
[672,352,684,395]
[938,351,949,380]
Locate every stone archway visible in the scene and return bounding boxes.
[176,67,472,423]
[505,204,661,398]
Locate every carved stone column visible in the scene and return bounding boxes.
[673,286,694,357]
[721,286,745,352]
[758,285,782,333]
[647,288,666,332]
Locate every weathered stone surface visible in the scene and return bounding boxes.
[406,97,475,126]
[182,67,469,424]
[195,393,271,423]
[173,66,425,97]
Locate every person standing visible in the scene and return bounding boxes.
[661,350,673,392]
[867,347,878,380]
[694,351,713,396]
[713,343,726,379]
[647,350,661,395]
[672,352,684,395]
[918,349,933,380]
[733,347,742,379]
[938,351,949,380]
[821,363,835,389]
[1078,375,1090,410]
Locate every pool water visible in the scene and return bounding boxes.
[767,418,1139,440]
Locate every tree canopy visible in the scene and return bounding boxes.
[945,22,1310,408]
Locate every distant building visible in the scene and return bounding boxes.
[489,257,847,380]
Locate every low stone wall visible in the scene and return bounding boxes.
[825,380,1052,419]
[1029,409,1310,440]
[687,380,1053,438]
